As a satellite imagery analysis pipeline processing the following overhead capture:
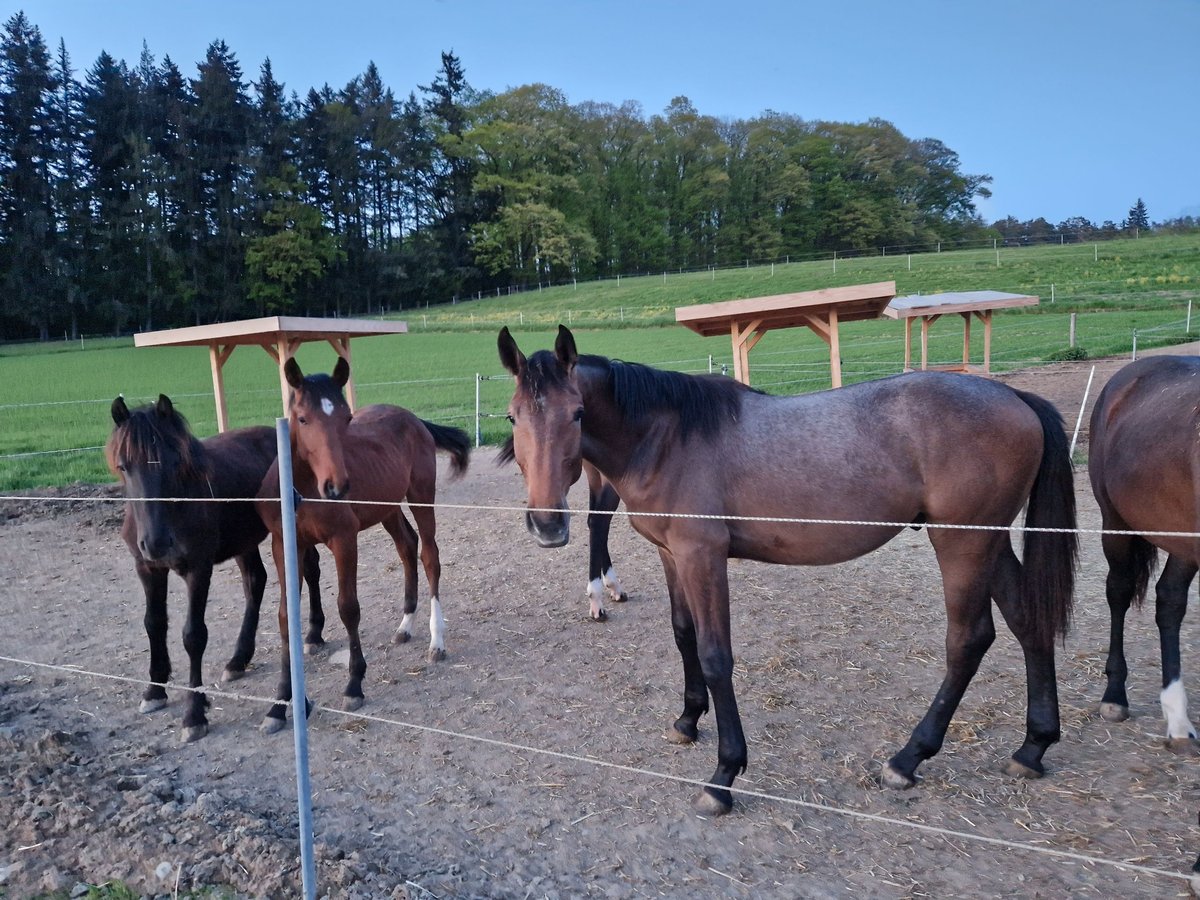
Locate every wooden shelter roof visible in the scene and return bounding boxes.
[882,290,1039,319]
[675,281,897,337]
[133,316,408,433]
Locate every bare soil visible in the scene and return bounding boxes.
[1,348,1198,899]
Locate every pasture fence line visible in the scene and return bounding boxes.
[5,491,1200,541]
[0,651,1192,889]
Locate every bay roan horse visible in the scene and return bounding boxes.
[1089,355,1200,753]
[107,395,323,742]
[256,356,470,732]
[498,325,1078,815]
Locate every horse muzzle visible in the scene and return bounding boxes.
[525,508,570,548]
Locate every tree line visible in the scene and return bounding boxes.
[0,12,1186,341]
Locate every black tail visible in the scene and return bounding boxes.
[1014,388,1078,644]
[422,420,471,479]
[1125,534,1160,610]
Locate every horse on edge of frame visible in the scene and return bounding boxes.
[1089,355,1200,754]
[256,356,471,732]
[497,325,1078,815]
[106,395,324,742]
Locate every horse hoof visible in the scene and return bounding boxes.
[1099,702,1130,723]
[614,591,629,603]
[393,630,412,645]
[590,609,608,622]
[304,641,324,656]
[139,697,168,714]
[1001,758,1043,780]
[880,763,916,790]
[342,695,364,712]
[694,789,733,817]
[220,667,244,683]
[180,724,208,743]
[260,716,287,734]
[664,726,696,745]
[1165,736,1200,757]
[427,647,446,663]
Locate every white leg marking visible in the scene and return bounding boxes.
[1161,678,1197,739]
[395,612,414,642]
[428,597,445,653]
[602,566,626,601]
[586,578,605,619]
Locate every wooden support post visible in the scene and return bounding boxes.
[903,318,913,371]
[264,337,300,416]
[828,309,841,388]
[981,310,993,373]
[961,312,972,370]
[208,344,235,432]
[730,318,765,385]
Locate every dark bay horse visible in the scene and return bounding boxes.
[498,325,1078,815]
[256,357,470,732]
[1089,355,1200,753]
[107,395,323,742]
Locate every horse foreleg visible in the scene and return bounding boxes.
[585,477,627,620]
[1155,555,1198,753]
[262,531,306,733]
[179,564,214,742]
[223,549,267,682]
[331,534,368,708]
[660,549,708,744]
[989,542,1061,779]
[302,545,326,650]
[382,513,421,646]
[136,563,170,714]
[885,549,994,789]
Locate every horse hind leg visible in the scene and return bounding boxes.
[382,512,421,646]
[988,539,1061,780]
[222,549,267,682]
[408,501,447,662]
[302,545,326,651]
[1098,532,1156,723]
[585,479,627,620]
[1155,555,1199,754]
[884,541,996,789]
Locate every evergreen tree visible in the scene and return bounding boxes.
[1127,197,1149,231]
[0,12,58,339]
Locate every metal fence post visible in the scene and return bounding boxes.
[475,374,482,448]
[275,418,317,900]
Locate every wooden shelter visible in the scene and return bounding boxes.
[675,281,896,387]
[133,316,408,432]
[883,290,1039,374]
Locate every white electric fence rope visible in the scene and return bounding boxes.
[0,654,1190,887]
[4,493,1200,541]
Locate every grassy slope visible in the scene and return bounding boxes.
[1,234,1197,489]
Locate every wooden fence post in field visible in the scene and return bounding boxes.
[1069,313,1076,348]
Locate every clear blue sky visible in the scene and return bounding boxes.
[13,0,1200,226]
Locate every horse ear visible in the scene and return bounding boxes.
[555,324,578,373]
[497,326,526,375]
[111,396,130,425]
[332,356,350,388]
[155,394,174,417]
[284,357,304,389]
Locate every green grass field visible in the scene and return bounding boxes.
[2,233,1197,489]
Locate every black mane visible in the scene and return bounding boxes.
[107,403,208,484]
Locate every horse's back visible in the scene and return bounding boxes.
[1089,356,1200,558]
[344,404,437,510]
[201,425,277,560]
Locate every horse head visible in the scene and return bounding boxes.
[285,356,353,500]
[107,394,206,562]
[498,325,584,548]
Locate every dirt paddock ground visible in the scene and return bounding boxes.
[1,348,1198,899]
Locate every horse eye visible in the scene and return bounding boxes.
[297,415,308,425]
[573,408,584,423]
[505,414,515,425]
[116,462,127,473]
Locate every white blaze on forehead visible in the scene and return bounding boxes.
[321,397,335,416]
